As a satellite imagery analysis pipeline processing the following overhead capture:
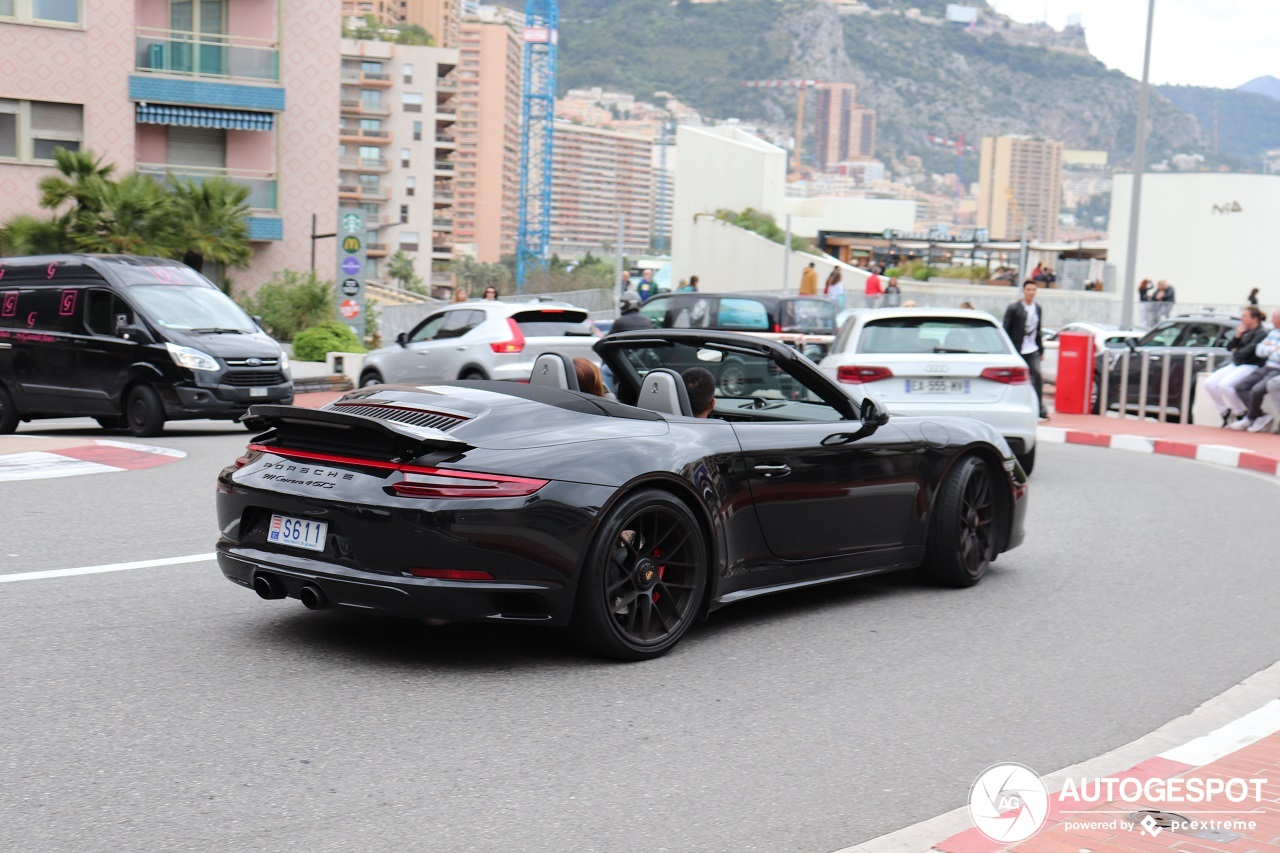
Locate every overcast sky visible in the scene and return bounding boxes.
[986,0,1278,89]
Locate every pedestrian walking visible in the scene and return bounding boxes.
[452,286,469,303]
[823,267,845,305]
[883,276,901,308]
[1154,279,1175,321]
[482,286,499,300]
[636,269,657,302]
[687,275,699,292]
[1138,278,1155,327]
[1204,306,1268,426]
[864,268,884,308]
[1003,281,1048,419]
[1248,287,1260,306]
[799,262,818,295]
[619,269,631,295]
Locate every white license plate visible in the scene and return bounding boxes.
[906,379,970,394]
[250,387,269,397]
[267,514,328,552]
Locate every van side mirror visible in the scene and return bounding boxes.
[396,332,408,348]
[116,316,151,343]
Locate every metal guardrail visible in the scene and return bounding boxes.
[1096,348,1223,424]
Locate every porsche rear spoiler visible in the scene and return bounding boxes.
[242,404,470,463]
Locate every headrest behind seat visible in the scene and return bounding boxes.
[636,368,693,417]
[529,352,579,391]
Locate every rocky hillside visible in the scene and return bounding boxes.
[551,0,1272,173]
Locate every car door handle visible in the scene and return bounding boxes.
[456,346,467,351]
[753,463,791,478]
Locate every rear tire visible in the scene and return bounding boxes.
[0,384,18,435]
[1014,446,1035,476]
[923,455,998,588]
[459,369,486,381]
[359,369,383,388]
[125,385,165,437]
[573,489,708,662]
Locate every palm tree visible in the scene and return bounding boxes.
[387,251,422,290]
[0,213,74,255]
[71,174,181,257]
[167,176,253,274]
[37,148,116,214]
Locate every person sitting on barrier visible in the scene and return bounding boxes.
[681,367,717,418]
[1205,306,1268,427]
[1263,374,1280,434]
[1228,309,1280,432]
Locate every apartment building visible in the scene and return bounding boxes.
[1,0,340,289]
[340,38,458,286]
[814,82,876,170]
[977,135,1064,241]
[550,122,654,258]
[453,18,521,263]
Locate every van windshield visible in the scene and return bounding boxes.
[128,284,258,334]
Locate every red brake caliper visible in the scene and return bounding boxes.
[653,548,664,602]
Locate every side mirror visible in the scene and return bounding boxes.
[119,324,152,344]
[1125,338,1138,352]
[861,396,890,427]
[396,332,408,348]
[822,397,889,446]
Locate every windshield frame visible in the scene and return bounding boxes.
[125,281,259,335]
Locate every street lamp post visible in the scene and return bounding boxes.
[1120,0,1157,329]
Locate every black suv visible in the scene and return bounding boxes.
[1094,313,1241,421]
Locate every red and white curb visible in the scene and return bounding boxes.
[0,438,185,482]
[933,699,1280,853]
[1037,426,1280,476]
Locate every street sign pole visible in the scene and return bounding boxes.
[336,209,367,340]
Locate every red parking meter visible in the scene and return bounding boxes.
[1055,331,1095,415]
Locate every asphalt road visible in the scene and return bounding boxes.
[2,420,1278,853]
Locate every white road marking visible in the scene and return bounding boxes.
[1160,699,1280,766]
[0,553,217,584]
[0,451,121,481]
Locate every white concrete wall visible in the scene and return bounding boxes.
[783,196,917,238]
[1109,173,1280,307]
[672,125,787,283]
[682,217,868,294]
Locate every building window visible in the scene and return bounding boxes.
[402,62,414,84]
[400,147,410,168]
[399,231,419,250]
[359,118,382,132]
[360,89,381,110]
[358,145,381,164]
[405,175,416,197]
[358,173,380,190]
[402,93,423,113]
[0,98,83,162]
[400,204,409,224]
[167,126,226,169]
[0,0,81,25]
[412,120,422,142]
[361,60,383,74]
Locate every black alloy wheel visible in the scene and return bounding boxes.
[717,358,747,397]
[360,370,383,388]
[923,455,997,588]
[125,385,165,437]
[575,489,707,661]
[0,384,18,434]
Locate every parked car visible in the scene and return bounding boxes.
[358,301,598,387]
[1042,322,1144,385]
[819,307,1040,473]
[217,329,1027,661]
[1093,313,1241,421]
[638,292,840,359]
[0,254,292,437]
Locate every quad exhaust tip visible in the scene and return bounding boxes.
[253,573,286,600]
[299,584,327,611]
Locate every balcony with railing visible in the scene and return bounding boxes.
[339,126,391,145]
[340,98,391,117]
[135,27,279,84]
[339,155,390,172]
[433,160,455,174]
[340,68,393,87]
[433,184,454,204]
[139,163,277,211]
[338,184,389,202]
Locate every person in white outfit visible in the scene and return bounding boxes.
[1203,306,1268,426]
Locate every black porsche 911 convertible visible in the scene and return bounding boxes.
[216,330,1028,660]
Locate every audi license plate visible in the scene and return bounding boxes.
[906,379,970,394]
[268,514,328,552]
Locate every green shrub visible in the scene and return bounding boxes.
[292,321,367,362]
[884,266,903,278]
[237,269,334,341]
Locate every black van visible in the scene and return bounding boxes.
[0,254,292,436]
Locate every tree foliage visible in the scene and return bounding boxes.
[237,269,335,342]
[292,320,366,362]
[343,14,434,45]
[715,208,818,254]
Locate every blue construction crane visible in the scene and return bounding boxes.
[515,0,558,292]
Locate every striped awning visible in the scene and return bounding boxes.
[135,103,274,132]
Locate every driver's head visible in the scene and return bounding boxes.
[681,367,716,418]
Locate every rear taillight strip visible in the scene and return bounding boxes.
[245,444,548,497]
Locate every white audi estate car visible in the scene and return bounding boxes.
[819,308,1040,474]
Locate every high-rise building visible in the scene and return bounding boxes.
[454,18,521,262]
[550,122,654,257]
[1,0,340,291]
[342,0,399,26]
[339,38,459,286]
[814,83,876,170]
[401,0,460,48]
[977,135,1064,241]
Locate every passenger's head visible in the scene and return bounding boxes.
[574,358,606,397]
[681,367,716,418]
[1243,306,1264,328]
